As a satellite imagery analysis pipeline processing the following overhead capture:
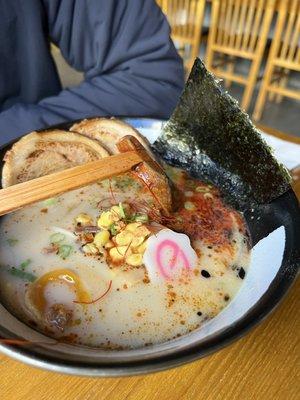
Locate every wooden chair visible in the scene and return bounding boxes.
[206,0,276,112]
[159,0,206,73]
[253,0,300,121]
[156,0,165,8]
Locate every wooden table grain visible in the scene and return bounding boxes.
[0,125,299,400]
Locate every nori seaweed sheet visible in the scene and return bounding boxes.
[152,58,291,210]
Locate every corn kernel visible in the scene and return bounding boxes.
[134,225,150,237]
[114,221,126,232]
[97,211,114,229]
[109,247,123,262]
[126,253,143,266]
[105,240,114,249]
[75,213,93,226]
[117,246,131,256]
[94,230,110,248]
[125,222,142,232]
[134,214,148,223]
[110,206,122,221]
[82,243,99,254]
[136,240,148,254]
[109,246,131,261]
[115,231,134,246]
[131,236,145,248]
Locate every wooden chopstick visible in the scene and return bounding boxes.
[0,151,143,216]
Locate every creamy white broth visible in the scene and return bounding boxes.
[0,171,250,349]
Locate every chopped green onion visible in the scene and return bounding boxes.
[110,223,117,236]
[43,198,57,206]
[20,259,31,270]
[134,214,149,223]
[58,245,73,259]
[124,213,136,223]
[9,268,36,282]
[100,179,111,189]
[114,176,139,190]
[6,238,18,247]
[50,233,65,244]
[118,202,126,219]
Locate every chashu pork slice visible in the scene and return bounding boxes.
[70,117,153,155]
[2,130,109,188]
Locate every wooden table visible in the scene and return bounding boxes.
[1,125,299,400]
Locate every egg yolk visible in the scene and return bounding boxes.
[27,269,90,314]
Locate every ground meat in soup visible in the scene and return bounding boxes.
[45,304,73,332]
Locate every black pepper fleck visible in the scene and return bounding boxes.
[201,269,211,278]
[197,311,202,316]
[238,267,246,279]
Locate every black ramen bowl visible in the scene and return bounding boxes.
[0,118,299,376]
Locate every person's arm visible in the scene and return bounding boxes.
[0,0,184,142]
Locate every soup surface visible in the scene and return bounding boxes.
[0,167,250,349]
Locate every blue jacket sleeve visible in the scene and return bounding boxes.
[0,0,184,141]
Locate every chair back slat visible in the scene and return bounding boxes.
[248,0,266,52]
[191,0,200,37]
[296,46,300,64]
[278,0,298,60]
[211,0,275,53]
[183,0,191,38]
[287,12,300,62]
[179,0,185,37]
[253,0,300,121]
[160,0,205,72]
[216,0,227,45]
[164,0,204,39]
[235,1,249,49]
[223,0,233,46]
[241,0,257,51]
[206,0,275,111]
[228,0,242,48]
